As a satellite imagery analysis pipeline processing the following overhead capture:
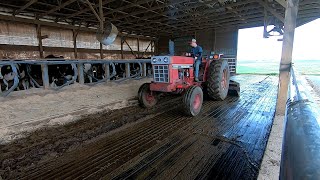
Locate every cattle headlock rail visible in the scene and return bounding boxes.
[0,59,152,97]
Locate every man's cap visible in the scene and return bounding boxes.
[189,38,196,43]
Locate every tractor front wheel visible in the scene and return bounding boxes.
[182,86,203,116]
[138,83,157,108]
[206,59,230,100]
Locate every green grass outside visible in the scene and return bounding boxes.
[236,60,320,75]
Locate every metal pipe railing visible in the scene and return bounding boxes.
[0,59,151,97]
[1,64,19,97]
[280,68,320,179]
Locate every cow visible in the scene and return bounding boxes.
[48,63,75,87]
[45,55,76,87]
[26,64,42,88]
[0,64,30,91]
[110,62,141,80]
[80,63,102,83]
[26,55,76,88]
[83,63,94,83]
[136,57,152,77]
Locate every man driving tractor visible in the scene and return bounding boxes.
[186,39,203,82]
[138,38,240,116]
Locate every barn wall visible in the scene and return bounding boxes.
[213,29,239,74]
[173,28,239,58]
[196,29,215,56]
[214,29,238,57]
[174,36,193,56]
[157,36,170,55]
[173,28,239,74]
[0,21,38,46]
[0,21,154,60]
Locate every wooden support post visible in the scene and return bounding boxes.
[78,63,85,84]
[99,0,104,30]
[151,40,155,55]
[41,64,49,89]
[73,29,78,59]
[155,39,159,55]
[137,38,140,58]
[100,43,104,59]
[125,63,130,78]
[99,0,104,60]
[143,63,147,77]
[169,39,174,55]
[37,24,48,89]
[121,37,124,59]
[276,0,300,115]
[263,8,269,38]
[36,24,44,58]
[104,64,110,82]
[213,30,216,52]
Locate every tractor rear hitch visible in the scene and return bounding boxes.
[228,80,240,97]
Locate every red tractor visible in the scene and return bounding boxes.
[138,55,240,116]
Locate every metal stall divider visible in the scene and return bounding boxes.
[0,59,151,97]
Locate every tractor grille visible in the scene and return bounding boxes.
[153,65,169,83]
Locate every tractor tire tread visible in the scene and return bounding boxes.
[206,60,230,101]
[182,86,203,116]
[138,83,157,108]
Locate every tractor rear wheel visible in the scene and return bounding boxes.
[206,59,230,100]
[138,83,157,108]
[182,86,203,116]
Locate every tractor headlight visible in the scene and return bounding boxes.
[152,57,157,63]
[163,57,169,63]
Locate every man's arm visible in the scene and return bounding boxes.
[194,46,203,60]
[186,48,194,57]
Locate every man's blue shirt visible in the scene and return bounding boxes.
[191,46,203,61]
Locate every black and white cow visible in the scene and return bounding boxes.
[110,62,142,80]
[81,63,104,83]
[45,55,75,87]
[26,55,76,88]
[0,64,29,91]
[83,63,94,83]
[48,63,75,87]
[137,57,152,77]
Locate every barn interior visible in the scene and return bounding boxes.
[0,0,320,179]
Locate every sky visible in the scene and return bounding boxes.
[237,18,320,61]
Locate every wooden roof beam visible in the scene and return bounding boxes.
[84,0,101,22]
[275,0,287,7]
[59,0,117,21]
[112,0,189,21]
[13,0,38,16]
[40,0,77,17]
[258,0,285,23]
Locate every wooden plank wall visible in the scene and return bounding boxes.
[0,21,154,60]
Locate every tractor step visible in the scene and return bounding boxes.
[228,80,240,97]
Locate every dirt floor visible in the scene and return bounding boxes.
[0,75,278,180]
[0,79,151,144]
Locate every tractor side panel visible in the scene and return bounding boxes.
[150,83,175,92]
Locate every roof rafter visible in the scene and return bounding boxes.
[40,0,77,17]
[59,0,117,21]
[257,0,285,23]
[13,0,38,16]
